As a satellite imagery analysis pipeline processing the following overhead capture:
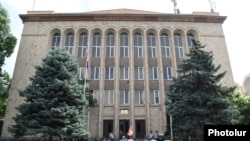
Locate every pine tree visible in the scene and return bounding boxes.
[8,48,89,140]
[166,41,236,141]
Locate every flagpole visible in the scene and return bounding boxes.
[85,40,90,132]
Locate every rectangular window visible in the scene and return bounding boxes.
[91,67,99,80]
[148,46,156,58]
[78,33,88,58]
[106,33,114,57]
[120,67,129,80]
[78,67,85,80]
[92,46,100,57]
[150,90,159,104]
[162,46,170,58]
[105,67,114,80]
[174,34,184,58]
[92,90,99,104]
[106,46,114,57]
[104,90,114,105]
[134,33,143,58]
[51,33,61,49]
[78,46,87,58]
[120,90,129,105]
[120,33,129,58]
[135,90,144,104]
[161,34,170,58]
[147,34,156,58]
[134,67,144,80]
[134,46,143,58]
[149,67,158,80]
[163,67,173,80]
[65,33,74,54]
[92,33,101,57]
[120,46,129,58]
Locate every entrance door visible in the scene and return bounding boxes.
[103,120,113,138]
[135,120,146,139]
[119,120,129,137]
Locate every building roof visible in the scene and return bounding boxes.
[20,8,226,23]
[82,8,164,14]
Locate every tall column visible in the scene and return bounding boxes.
[98,29,105,137]
[156,31,166,133]
[129,30,135,133]
[170,32,178,77]
[143,30,150,134]
[114,30,119,137]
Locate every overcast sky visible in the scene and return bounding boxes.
[1,0,250,85]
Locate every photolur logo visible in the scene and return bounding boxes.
[204,125,250,141]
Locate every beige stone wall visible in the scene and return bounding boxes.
[2,18,234,138]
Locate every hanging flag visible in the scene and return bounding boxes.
[85,47,89,69]
[127,125,133,136]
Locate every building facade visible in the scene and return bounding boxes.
[1,9,235,139]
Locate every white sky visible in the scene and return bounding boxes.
[1,0,250,86]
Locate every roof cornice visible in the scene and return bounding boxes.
[19,11,227,23]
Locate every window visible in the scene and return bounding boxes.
[150,90,159,104]
[163,67,173,80]
[187,34,195,48]
[92,90,99,104]
[105,67,114,80]
[161,33,170,58]
[120,67,129,80]
[149,67,158,80]
[147,33,156,58]
[134,33,143,58]
[120,33,129,58]
[91,67,99,80]
[174,33,184,58]
[78,33,88,58]
[104,90,114,105]
[120,90,129,105]
[165,89,170,103]
[65,33,74,54]
[134,67,144,80]
[78,67,85,80]
[106,33,114,57]
[135,90,144,104]
[51,33,61,49]
[92,33,101,57]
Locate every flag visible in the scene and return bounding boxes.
[127,125,133,136]
[85,47,89,69]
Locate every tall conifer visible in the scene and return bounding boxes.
[8,48,89,140]
[166,41,236,140]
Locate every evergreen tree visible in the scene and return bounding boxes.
[166,41,236,141]
[8,48,89,140]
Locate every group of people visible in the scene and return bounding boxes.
[109,130,129,141]
[148,130,161,141]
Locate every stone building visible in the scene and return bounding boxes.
[1,9,235,139]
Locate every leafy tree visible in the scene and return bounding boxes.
[0,3,17,75]
[0,71,11,118]
[166,41,237,141]
[231,90,250,124]
[8,48,89,141]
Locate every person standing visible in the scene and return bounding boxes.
[149,130,154,140]
[119,130,124,141]
[109,131,114,141]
